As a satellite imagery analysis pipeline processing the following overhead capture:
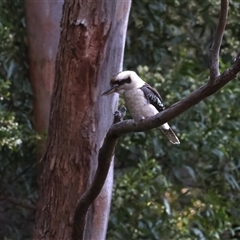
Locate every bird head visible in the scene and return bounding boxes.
[101,71,145,96]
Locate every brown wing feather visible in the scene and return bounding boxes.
[144,84,163,101]
[140,84,165,112]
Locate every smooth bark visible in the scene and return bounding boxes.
[25,0,63,134]
[209,0,228,81]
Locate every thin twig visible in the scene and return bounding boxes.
[0,163,35,197]
[209,0,229,82]
[0,196,36,211]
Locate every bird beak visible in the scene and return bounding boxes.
[101,86,117,96]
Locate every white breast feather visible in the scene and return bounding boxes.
[123,89,159,122]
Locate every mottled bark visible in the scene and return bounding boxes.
[25,0,63,134]
[33,1,131,240]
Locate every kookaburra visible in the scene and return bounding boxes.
[102,71,180,144]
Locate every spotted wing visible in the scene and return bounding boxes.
[140,84,165,112]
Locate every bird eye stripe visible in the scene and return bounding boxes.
[111,77,131,86]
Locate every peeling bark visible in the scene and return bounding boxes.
[33,1,131,239]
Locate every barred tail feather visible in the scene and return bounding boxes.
[160,125,180,145]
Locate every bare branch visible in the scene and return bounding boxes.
[112,55,240,135]
[72,108,126,240]
[71,2,237,238]
[209,0,229,82]
[71,53,240,239]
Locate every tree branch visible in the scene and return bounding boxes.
[111,55,240,135]
[71,2,239,238]
[72,52,240,240]
[209,0,229,82]
[72,108,126,240]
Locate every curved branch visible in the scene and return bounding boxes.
[71,2,238,238]
[72,134,119,240]
[209,0,229,81]
[111,55,240,135]
[72,108,126,240]
[72,52,240,240]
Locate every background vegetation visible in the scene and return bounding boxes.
[109,1,240,239]
[0,1,37,239]
[0,0,240,239]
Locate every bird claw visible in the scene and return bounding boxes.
[113,106,127,123]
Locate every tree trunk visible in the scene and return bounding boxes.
[33,1,131,239]
[25,0,63,134]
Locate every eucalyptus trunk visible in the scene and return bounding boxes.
[33,1,131,239]
[25,0,62,134]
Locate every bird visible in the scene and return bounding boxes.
[102,71,180,144]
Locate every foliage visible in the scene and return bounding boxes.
[108,0,240,239]
[1,0,240,239]
[0,0,37,239]
[108,160,237,240]
[125,0,239,71]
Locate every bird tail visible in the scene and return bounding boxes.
[160,123,180,145]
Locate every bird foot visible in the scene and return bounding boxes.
[113,106,127,123]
